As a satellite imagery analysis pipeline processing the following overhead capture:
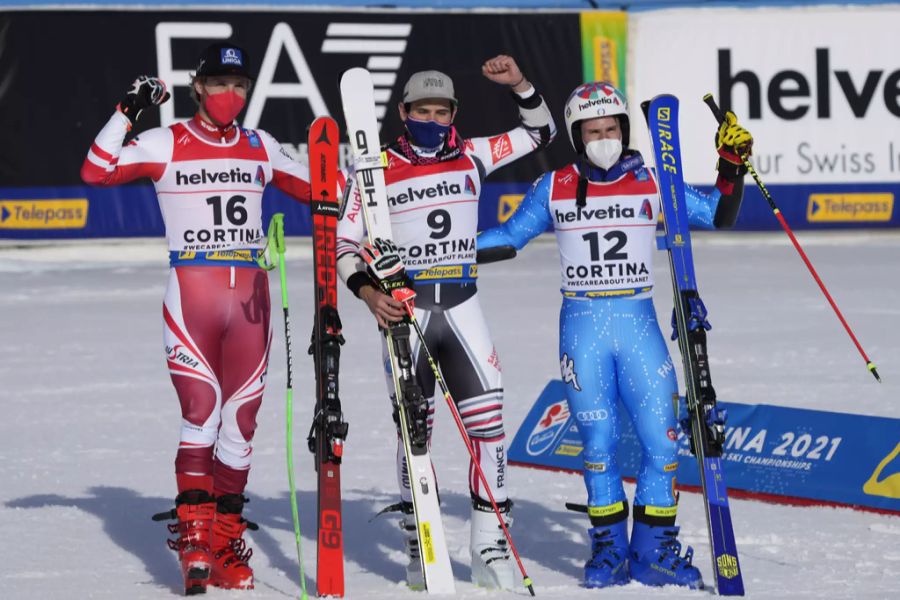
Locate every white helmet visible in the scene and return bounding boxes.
[564,81,630,153]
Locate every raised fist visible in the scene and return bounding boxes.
[482,55,527,90]
[118,76,170,124]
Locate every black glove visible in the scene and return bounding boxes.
[715,110,753,179]
[117,76,170,125]
[361,238,416,304]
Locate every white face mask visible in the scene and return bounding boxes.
[585,138,623,170]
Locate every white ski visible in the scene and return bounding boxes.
[339,67,456,595]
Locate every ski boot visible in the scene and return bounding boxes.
[153,489,216,595]
[209,494,258,590]
[583,519,630,588]
[394,501,425,590]
[470,496,515,590]
[629,519,703,589]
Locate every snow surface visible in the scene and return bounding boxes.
[1,232,898,599]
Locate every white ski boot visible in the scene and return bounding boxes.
[470,497,515,590]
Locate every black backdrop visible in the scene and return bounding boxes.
[0,10,583,187]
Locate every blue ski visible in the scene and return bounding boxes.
[645,94,745,596]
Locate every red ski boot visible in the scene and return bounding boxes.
[153,489,216,595]
[209,494,258,590]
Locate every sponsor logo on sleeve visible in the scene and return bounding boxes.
[489,133,513,164]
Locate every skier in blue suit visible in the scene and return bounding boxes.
[478,82,752,589]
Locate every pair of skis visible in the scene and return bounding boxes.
[275,117,346,598]
[305,116,347,597]
[339,68,534,596]
[644,95,745,596]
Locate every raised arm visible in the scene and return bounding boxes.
[684,110,754,230]
[80,76,172,186]
[467,55,557,178]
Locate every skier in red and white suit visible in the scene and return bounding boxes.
[81,42,310,594]
[336,55,556,590]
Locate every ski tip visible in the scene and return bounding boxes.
[523,576,535,596]
[867,362,882,383]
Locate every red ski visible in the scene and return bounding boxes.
[306,115,347,597]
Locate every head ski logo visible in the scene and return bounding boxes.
[526,399,571,456]
[560,353,582,391]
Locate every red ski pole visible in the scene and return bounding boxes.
[704,93,881,383]
[399,300,536,596]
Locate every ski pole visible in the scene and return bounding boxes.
[268,213,310,600]
[398,301,536,596]
[703,94,881,383]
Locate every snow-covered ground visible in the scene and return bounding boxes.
[1,231,898,599]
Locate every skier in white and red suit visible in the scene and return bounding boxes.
[81,42,310,595]
[336,55,556,591]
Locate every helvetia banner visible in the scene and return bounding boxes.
[630,5,900,229]
[0,9,592,239]
[509,381,900,514]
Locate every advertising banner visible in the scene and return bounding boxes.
[0,9,594,239]
[509,380,900,514]
[629,6,900,229]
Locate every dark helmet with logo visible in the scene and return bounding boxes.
[195,42,253,80]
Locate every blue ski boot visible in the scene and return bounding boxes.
[583,519,630,588]
[629,520,703,589]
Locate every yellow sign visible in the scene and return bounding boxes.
[592,35,620,85]
[420,522,436,564]
[645,505,678,518]
[716,553,740,579]
[587,501,626,518]
[807,193,893,222]
[863,442,900,499]
[414,265,463,280]
[497,194,524,224]
[554,444,583,457]
[0,199,88,229]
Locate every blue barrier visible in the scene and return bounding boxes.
[509,380,900,513]
[2,180,897,240]
[0,185,313,240]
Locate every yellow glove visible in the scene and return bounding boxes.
[716,111,752,179]
[716,111,753,164]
